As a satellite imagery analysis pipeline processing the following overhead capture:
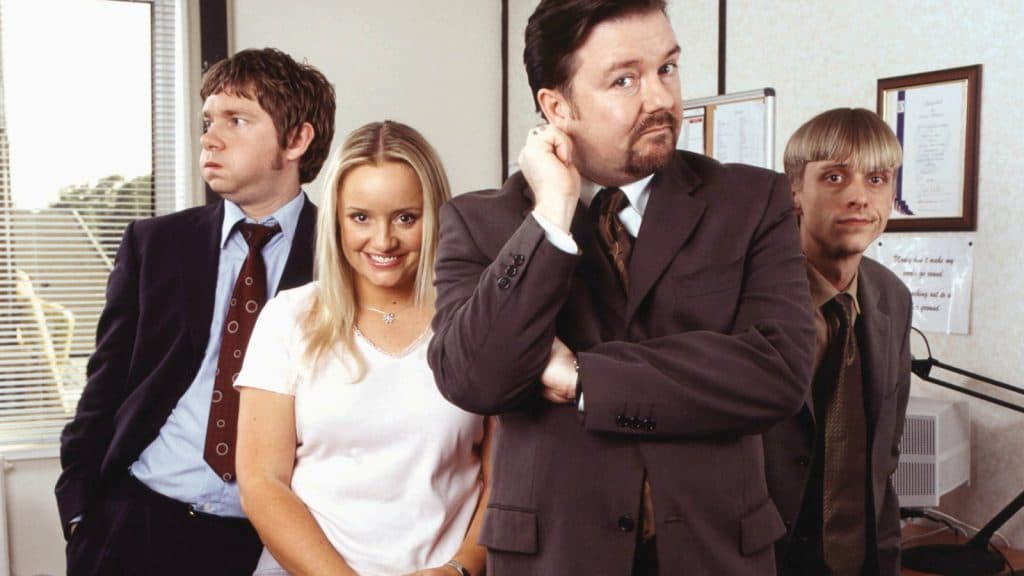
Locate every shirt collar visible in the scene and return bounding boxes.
[805,260,861,317]
[220,190,305,249]
[579,173,655,217]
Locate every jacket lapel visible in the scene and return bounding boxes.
[183,202,223,362]
[278,194,317,293]
[857,263,892,445]
[626,154,706,322]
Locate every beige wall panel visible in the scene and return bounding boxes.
[233,0,503,200]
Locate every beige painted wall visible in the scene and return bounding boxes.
[231,0,504,202]
[727,0,1024,545]
[2,448,64,576]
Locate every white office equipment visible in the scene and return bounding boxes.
[893,396,970,508]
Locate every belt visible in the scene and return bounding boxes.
[119,472,253,525]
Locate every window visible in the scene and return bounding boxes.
[0,0,187,447]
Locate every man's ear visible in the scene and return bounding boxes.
[284,122,315,161]
[536,87,574,132]
[790,179,804,216]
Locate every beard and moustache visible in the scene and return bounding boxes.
[625,110,680,177]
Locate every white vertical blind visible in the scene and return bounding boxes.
[0,0,182,447]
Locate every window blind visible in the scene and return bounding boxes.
[0,0,183,447]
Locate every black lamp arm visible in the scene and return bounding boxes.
[911,357,1024,415]
[901,327,1024,576]
[910,326,1024,414]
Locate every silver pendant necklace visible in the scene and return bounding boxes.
[362,302,413,326]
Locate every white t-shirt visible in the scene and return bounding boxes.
[235,283,484,576]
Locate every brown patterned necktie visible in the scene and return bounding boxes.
[203,222,281,482]
[821,293,867,576]
[591,187,655,542]
[591,187,634,292]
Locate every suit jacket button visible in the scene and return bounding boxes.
[617,515,635,532]
[497,276,511,290]
[513,254,525,266]
[795,455,810,466]
[616,415,628,428]
[505,265,518,277]
[643,419,656,431]
[629,417,641,429]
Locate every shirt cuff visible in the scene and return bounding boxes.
[531,211,579,254]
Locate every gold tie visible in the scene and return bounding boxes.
[821,294,867,576]
[591,187,633,292]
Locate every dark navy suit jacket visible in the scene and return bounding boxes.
[55,198,316,536]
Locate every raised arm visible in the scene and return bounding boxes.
[429,205,578,414]
[431,169,814,438]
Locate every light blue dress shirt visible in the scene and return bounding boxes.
[130,192,306,517]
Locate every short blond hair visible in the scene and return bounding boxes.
[784,108,902,187]
[303,121,451,380]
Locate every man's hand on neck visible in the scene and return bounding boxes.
[519,124,581,234]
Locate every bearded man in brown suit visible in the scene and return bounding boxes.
[428,1,816,574]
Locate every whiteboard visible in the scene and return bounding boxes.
[678,88,776,170]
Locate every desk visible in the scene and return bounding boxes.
[902,521,1024,575]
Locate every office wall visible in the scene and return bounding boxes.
[3,450,64,576]
[727,0,1024,544]
[232,0,504,202]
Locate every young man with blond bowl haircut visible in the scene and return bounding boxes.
[56,48,335,575]
[428,0,816,573]
[764,107,913,576]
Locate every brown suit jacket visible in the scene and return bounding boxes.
[428,151,816,575]
[764,257,913,576]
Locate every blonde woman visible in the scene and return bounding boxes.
[235,121,491,576]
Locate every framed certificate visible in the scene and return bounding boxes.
[877,65,981,232]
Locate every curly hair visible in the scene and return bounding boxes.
[201,48,336,183]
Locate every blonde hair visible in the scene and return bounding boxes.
[784,107,903,187]
[302,121,452,379]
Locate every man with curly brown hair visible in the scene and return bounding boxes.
[56,47,335,576]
